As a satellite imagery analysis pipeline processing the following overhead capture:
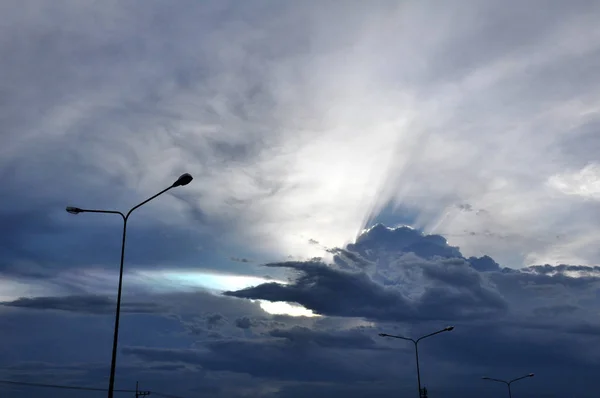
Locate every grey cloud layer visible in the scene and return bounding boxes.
[1,295,164,315]
[2,0,600,274]
[4,225,597,397]
[226,225,599,332]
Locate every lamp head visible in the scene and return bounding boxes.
[378,333,388,337]
[445,326,455,331]
[66,206,83,214]
[172,173,193,187]
[482,377,490,380]
[528,373,535,377]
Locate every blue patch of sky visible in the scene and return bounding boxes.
[364,202,420,232]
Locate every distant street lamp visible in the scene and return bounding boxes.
[66,173,193,398]
[379,326,454,398]
[482,373,534,398]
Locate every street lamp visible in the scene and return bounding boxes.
[379,326,454,398]
[482,373,534,398]
[66,173,193,398]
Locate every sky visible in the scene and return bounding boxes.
[1,0,600,397]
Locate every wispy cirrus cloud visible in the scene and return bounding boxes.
[2,1,600,273]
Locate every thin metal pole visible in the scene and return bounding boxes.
[414,341,422,398]
[107,215,128,398]
[507,382,512,398]
[106,185,172,398]
[67,177,190,398]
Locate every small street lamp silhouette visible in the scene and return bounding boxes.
[379,326,454,398]
[482,373,535,398]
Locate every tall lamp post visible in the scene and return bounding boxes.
[379,326,454,398]
[66,173,193,398]
[482,373,534,398]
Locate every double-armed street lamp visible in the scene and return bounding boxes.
[482,373,534,398]
[379,326,454,398]
[66,173,193,398]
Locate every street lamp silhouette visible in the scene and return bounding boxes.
[482,373,534,398]
[66,173,193,398]
[379,326,454,398]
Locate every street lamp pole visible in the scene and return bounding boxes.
[482,373,535,398]
[379,326,454,398]
[66,173,193,398]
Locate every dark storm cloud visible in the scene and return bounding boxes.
[0,208,63,267]
[532,304,579,317]
[0,214,224,279]
[0,360,212,397]
[0,361,102,380]
[147,363,189,372]
[527,263,600,276]
[3,219,600,397]
[179,312,228,336]
[225,225,599,329]
[467,255,501,272]
[233,315,288,330]
[348,224,463,260]
[0,295,165,315]
[327,247,373,269]
[224,261,418,321]
[490,265,600,293]
[268,326,377,349]
[0,289,281,397]
[428,323,600,379]
[205,313,225,327]
[123,333,388,383]
[234,316,252,329]
[165,290,267,319]
[4,223,596,397]
[417,258,508,318]
[225,251,509,322]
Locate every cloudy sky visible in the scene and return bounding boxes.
[1,0,600,397]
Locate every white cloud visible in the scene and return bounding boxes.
[2,0,600,274]
[258,301,317,317]
[547,163,600,200]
